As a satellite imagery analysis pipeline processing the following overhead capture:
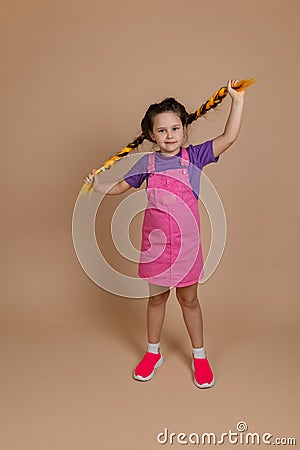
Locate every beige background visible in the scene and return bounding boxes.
[1,0,299,449]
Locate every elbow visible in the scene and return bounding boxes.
[112,179,131,195]
[223,133,237,145]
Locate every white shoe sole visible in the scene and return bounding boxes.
[133,355,163,381]
[191,360,215,389]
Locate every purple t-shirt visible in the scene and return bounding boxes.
[123,140,219,200]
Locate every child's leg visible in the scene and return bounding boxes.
[175,282,203,347]
[147,283,170,343]
[175,282,214,388]
[133,283,170,381]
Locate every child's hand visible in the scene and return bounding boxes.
[83,169,98,190]
[227,79,245,100]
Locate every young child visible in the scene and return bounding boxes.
[84,79,245,388]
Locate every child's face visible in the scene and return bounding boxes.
[150,112,186,156]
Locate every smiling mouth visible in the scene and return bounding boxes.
[165,142,176,144]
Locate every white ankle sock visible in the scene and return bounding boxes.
[147,342,160,354]
[192,346,206,359]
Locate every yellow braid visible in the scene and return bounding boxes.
[82,77,257,197]
[195,78,257,118]
[81,146,134,196]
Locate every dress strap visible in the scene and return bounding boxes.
[180,147,190,167]
[147,152,155,173]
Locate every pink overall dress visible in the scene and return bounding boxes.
[138,147,205,287]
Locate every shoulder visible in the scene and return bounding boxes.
[186,140,219,168]
[127,152,150,170]
[187,140,213,153]
[123,152,150,188]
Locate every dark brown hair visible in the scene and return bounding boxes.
[127,97,200,149]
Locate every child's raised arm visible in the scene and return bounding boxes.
[83,170,132,195]
[212,79,245,159]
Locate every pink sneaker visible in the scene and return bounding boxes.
[133,351,163,381]
[192,357,215,388]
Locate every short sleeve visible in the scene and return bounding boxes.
[188,139,219,169]
[123,154,149,188]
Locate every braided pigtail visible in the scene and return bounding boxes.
[187,78,257,125]
[81,133,146,195]
[82,77,257,195]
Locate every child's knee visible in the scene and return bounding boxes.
[149,290,170,306]
[175,283,198,307]
[176,292,198,308]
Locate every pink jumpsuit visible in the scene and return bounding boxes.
[138,147,205,287]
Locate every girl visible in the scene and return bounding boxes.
[84,79,245,388]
